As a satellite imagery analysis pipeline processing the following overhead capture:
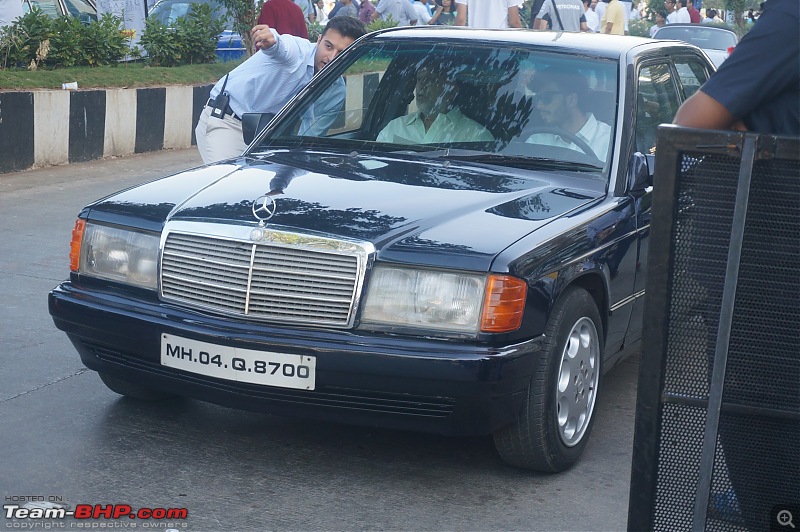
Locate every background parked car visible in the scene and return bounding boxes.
[147,0,245,61]
[21,0,97,22]
[653,23,738,68]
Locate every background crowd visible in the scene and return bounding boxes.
[256,0,752,35]
[0,0,762,35]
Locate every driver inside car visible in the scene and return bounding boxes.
[376,63,494,145]
[525,69,612,162]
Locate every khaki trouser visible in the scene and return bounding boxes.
[195,106,249,165]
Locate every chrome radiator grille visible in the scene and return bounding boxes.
[160,229,367,327]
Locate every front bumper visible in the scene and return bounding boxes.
[49,282,541,436]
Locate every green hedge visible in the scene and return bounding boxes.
[0,3,224,71]
[140,3,224,67]
[0,9,130,69]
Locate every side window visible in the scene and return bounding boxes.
[167,3,191,24]
[29,0,62,17]
[298,56,387,138]
[63,0,97,22]
[635,62,680,155]
[673,59,710,99]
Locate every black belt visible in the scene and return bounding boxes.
[207,98,241,121]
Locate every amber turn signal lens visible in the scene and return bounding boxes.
[69,219,85,272]
[480,275,527,333]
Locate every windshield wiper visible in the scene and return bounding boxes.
[429,151,604,172]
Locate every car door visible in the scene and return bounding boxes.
[624,57,701,347]
[625,53,712,347]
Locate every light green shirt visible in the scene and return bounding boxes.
[377,108,494,145]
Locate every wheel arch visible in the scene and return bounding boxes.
[552,268,609,342]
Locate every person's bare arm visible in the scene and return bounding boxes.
[507,5,522,27]
[673,90,746,130]
[603,21,612,33]
[580,20,588,31]
[534,17,547,29]
[455,3,467,25]
[429,6,442,24]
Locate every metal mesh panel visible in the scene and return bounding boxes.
[662,152,740,401]
[652,404,707,532]
[705,437,747,532]
[710,157,800,531]
[725,158,800,411]
[628,129,800,532]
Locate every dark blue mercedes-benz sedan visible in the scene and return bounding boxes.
[49,28,714,472]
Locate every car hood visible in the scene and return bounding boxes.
[87,150,603,271]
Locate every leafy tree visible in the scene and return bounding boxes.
[218,0,259,56]
[723,0,748,29]
[366,15,399,32]
[77,13,128,66]
[0,8,53,69]
[139,16,183,66]
[140,3,224,67]
[176,3,225,64]
[0,8,130,69]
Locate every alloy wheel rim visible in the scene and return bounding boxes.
[556,316,599,447]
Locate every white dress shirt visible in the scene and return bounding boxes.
[668,6,690,22]
[455,0,519,28]
[209,30,315,117]
[413,1,432,24]
[584,7,600,31]
[526,113,612,162]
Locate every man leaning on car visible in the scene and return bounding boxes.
[195,16,366,164]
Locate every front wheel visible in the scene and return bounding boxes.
[493,287,603,472]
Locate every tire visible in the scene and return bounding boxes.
[98,372,174,401]
[493,286,603,473]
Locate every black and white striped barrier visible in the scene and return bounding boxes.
[0,71,384,174]
[0,84,213,174]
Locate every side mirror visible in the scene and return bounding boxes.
[629,152,654,194]
[242,112,276,145]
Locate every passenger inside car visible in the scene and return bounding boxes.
[524,68,612,162]
[376,63,495,145]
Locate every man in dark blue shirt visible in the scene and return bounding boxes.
[673,0,799,135]
[673,3,799,530]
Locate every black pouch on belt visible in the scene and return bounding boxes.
[210,74,230,119]
[210,92,230,119]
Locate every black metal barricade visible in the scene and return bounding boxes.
[628,125,800,532]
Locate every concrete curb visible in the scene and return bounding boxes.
[0,84,213,174]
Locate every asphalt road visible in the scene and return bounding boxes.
[0,149,640,531]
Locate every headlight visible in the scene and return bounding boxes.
[360,266,526,334]
[75,222,159,290]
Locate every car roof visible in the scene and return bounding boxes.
[654,23,736,34]
[367,26,695,59]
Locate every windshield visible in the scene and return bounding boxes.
[149,0,229,26]
[256,40,619,176]
[655,27,737,50]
